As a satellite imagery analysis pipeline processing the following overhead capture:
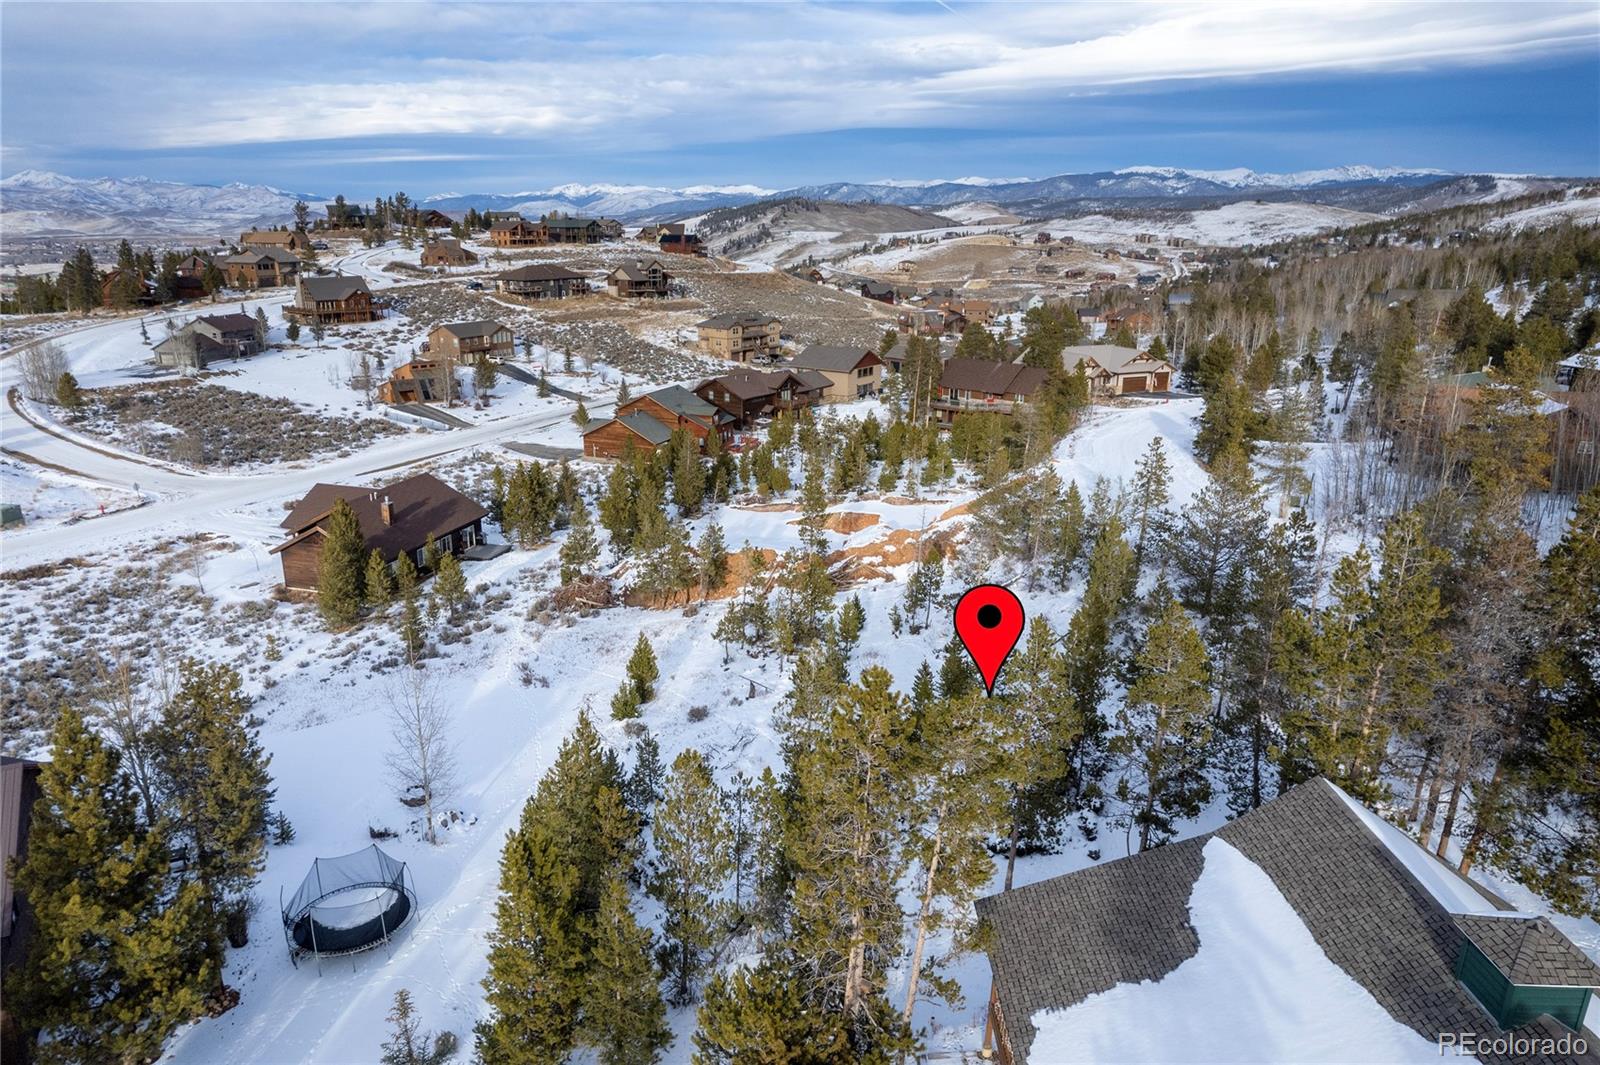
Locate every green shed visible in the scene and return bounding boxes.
[1453,914,1599,1033]
[0,503,23,529]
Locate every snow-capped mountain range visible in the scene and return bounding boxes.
[0,169,319,236]
[0,165,1581,239]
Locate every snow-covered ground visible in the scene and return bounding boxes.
[1038,201,1381,247]
[4,294,1597,1064]
[1485,190,1600,233]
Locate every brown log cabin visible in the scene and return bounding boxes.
[427,320,514,364]
[582,385,733,458]
[489,219,546,247]
[694,369,827,428]
[270,473,487,592]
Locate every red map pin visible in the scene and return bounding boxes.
[954,584,1025,695]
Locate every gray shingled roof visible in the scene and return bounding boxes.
[435,320,508,340]
[1455,915,1600,987]
[544,216,597,230]
[611,260,668,282]
[1061,344,1173,376]
[614,411,672,445]
[497,264,586,282]
[790,345,877,373]
[976,779,1600,1065]
[298,274,371,302]
[698,313,778,330]
[939,357,1049,397]
[642,385,721,423]
[226,247,301,265]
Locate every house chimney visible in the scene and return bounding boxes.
[380,495,393,525]
[635,259,643,270]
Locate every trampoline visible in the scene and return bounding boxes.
[281,843,416,966]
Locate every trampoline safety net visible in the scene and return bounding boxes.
[281,843,414,960]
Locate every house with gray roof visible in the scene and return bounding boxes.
[285,274,379,325]
[606,259,672,298]
[696,313,782,363]
[976,778,1600,1065]
[933,357,1049,423]
[787,344,883,401]
[581,385,734,458]
[427,320,513,364]
[495,263,590,299]
[1061,343,1175,397]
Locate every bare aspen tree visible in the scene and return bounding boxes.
[89,646,178,825]
[19,340,68,401]
[386,666,457,845]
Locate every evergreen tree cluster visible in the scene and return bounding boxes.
[11,660,276,1060]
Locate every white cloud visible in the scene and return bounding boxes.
[3,1,1595,153]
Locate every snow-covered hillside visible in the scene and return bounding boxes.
[0,170,317,236]
[1038,201,1382,246]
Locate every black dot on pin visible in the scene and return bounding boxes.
[977,604,1002,629]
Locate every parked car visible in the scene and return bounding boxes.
[312,240,329,250]
[466,280,484,291]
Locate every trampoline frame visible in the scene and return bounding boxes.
[280,857,417,970]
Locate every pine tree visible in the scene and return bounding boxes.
[782,666,917,1030]
[379,988,458,1065]
[477,713,634,1064]
[1170,452,1268,628]
[624,730,666,817]
[693,954,853,1064]
[672,429,706,515]
[151,661,274,980]
[696,522,728,598]
[54,371,82,408]
[475,357,498,397]
[395,554,423,661]
[997,618,1080,886]
[317,497,366,628]
[572,400,590,431]
[901,691,1015,1018]
[11,708,213,1062]
[837,594,866,653]
[627,632,660,703]
[559,498,600,585]
[1064,516,1136,727]
[434,552,470,621]
[1128,436,1171,567]
[581,874,671,1065]
[650,749,735,1005]
[365,548,394,609]
[1194,375,1256,465]
[1111,587,1213,851]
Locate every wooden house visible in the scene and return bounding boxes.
[934,358,1049,423]
[606,259,671,298]
[240,229,311,254]
[323,203,370,229]
[658,232,706,256]
[975,779,1600,1065]
[270,473,488,592]
[411,208,453,229]
[495,264,590,299]
[99,269,157,308]
[787,345,883,401]
[1061,344,1174,396]
[224,247,301,289]
[427,320,514,365]
[542,216,603,244]
[153,313,263,369]
[377,359,450,404]
[420,238,477,267]
[582,386,733,458]
[489,219,546,247]
[285,274,379,325]
[695,313,782,363]
[860,280,896,304]
[485,210,524,223]
[597,218,625,240]
[694,368,827,428]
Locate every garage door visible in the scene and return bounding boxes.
[1123,375,1149,393]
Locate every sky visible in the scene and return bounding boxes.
[2,1,1597,198]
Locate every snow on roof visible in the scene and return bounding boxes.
[1330,783,1514,917]
[1028,838,1440,1064]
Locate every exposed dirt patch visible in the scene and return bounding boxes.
[787,510,880,534]
[827,525,961,584]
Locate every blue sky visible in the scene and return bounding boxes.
[2,1,1596,197]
